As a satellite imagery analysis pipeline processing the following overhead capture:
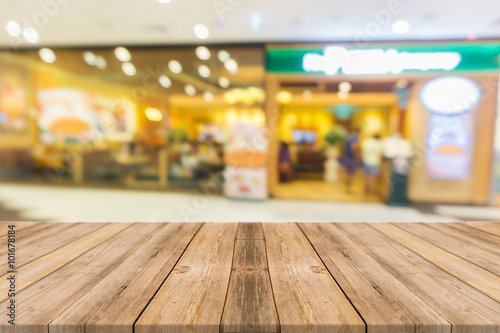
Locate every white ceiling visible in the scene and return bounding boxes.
[1,0,499,48]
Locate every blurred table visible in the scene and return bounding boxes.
[114,154,151,185]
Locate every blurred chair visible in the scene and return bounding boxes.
[0,149,33,179]
[293,148,325,180]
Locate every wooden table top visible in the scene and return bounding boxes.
[1,222,500,333]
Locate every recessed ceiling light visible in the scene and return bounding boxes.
[83,51,97,66]
[157,0,171,3]
[23,27,40,44]
[114,47,131,62]
[122,62,136,76]
[96,56,107,69]
[338,91,349,100]
[39,48,56,64]
[218,50,230,62]
[198,65,211,78]
[250,12,262,33]
[392,20,410,34]
[339,82,352,93]
[303,90,312,99]
[159,75,171,88]
[5,21,21,37]
[196,46,211,60]
[185,84,196,96]
[203,91,214,102]
[168,60,182,73]
[193,24,209,39]
[224,59,238,74]
[219,76,230,88]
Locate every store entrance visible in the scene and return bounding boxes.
[273,80,404,202]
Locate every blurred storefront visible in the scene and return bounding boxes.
[0,45,267,196]
[265,41,500,205]
[0,41,499,205]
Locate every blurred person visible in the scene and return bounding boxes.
[342,128,361,194]
[278,141,293,182]
[361,134,384,195]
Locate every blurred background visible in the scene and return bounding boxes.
[0,0,499,222]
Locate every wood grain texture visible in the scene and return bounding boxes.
[50,223,202,333]
[135,223,238,333]
[338,223,500,333]
[464,222,500,238]
[0,222,107,273]
[395,223,500,276]
[0,222,37,235]
[236,223,264,240]
[0,223,163,333]
[0,222,499,332]
[263,223,365,333]
[0,222,132,301]
[299,223,450,333]
[221,239,279,333]
[369,223,500,303]
[441,223,500,249]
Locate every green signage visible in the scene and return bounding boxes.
[266,41,500,75]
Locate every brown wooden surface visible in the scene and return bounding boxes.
[0,222,500,332]
[135,223,238,333]
[263,223,365,333]
[340,223,500,333]
[299,223,450,333]
[221,223,279,333]
[465,221,500,237]
[50,223,202,333]
[370,223,500,303]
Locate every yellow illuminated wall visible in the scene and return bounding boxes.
[278,105,391,145]
[169,106,265,140]
[351,106,391,139]
[278,106,333,144]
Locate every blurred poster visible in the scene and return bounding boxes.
[37,89,135,144]
[224,123,268,200]
[95,96,135,142]
[0,85,28,134]
[425,113,473,180]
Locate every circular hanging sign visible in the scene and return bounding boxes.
[420,77,481,115]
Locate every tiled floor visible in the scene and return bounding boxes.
[0,183,488,222]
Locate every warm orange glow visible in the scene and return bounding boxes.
[49,118,89,135]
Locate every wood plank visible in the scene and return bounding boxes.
[395,223,500,276]
[0,222,132,301]
[0,222,107,273]
[0,222,38,235]
[221,238,279,333]
[464,222,500,238]
[369,223,500,303]
[237,223,264,240]
[50,223,202,333]
[135,223,238,333]
[441,223,500,249]
[0,223,163,333]
[338,223,500,333]
[262,223,365,333]
[299,223,450,333]
[0,223,71,255]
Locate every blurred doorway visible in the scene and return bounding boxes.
[271,79,404,202]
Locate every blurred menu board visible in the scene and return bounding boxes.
[37,89,135,144]
[425,113,473,180]
[224,123,268,200]
[0,85,28,134]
